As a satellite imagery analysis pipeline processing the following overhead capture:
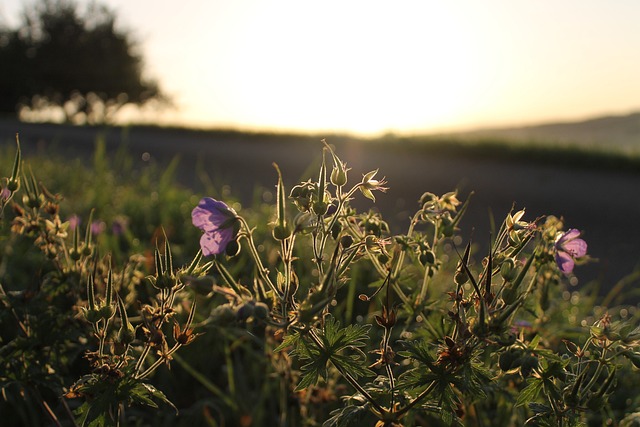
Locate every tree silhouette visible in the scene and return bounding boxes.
[0,0,166,124]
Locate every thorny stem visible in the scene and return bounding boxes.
[238,217,282,298]
[136,342,182,379]
[280,233,297,323]
[98,317,111,357]
[134,344,152,376]
[581,345,609,396]
[316,185,353,263]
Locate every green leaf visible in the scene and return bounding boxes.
[323,398,369,427]
[274,330,302,353]
[289,316,373,391]
[528,402,552,416]
[516,378,543,407]
[528,335,541,350]
[140,383,177,413]
[398,340,437,368]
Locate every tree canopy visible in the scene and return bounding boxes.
[0,0,166,124]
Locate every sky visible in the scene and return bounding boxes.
[2,0,640,136]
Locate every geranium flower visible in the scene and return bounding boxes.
[555,229,587,274]
[192,197,238,256]
[0,185,10,202]
[68,214,81,231]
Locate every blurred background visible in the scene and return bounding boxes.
[1,0,639,294]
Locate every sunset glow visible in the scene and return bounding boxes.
[2,0,639,135]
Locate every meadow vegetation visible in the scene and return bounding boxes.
[2,134,640,427]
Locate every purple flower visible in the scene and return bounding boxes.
[192,198,238,256]
[68,214,81,231]
[111,217,128,236]
[0,185,11,202]
[91,220,106,236]
[555,229,587,274]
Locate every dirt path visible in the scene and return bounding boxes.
[3,120,640,296]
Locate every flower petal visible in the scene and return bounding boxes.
[192,206,214,232]
[555,250,575,274]
[557,228,581,245]
[200,229,234,256]
[192,197,235,232]
[561,238,587,258]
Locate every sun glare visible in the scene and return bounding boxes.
[172,2,486,135]
[36,0,639,134]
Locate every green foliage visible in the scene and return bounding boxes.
[2,134,640,427]
[279,316,373,391]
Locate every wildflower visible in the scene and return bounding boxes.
[555,229,587,274]
[439,191,460,211]
[68,214,81,231]
[0,185,10,202]
[359,169,388,202]
[192,197,238,256]
[91,220,106,236]
[506,209,529,231]
[45,216,69,239]
[111,217,128,236]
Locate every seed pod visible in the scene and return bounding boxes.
[99,304,116,321]
[500,258,517,281]
[340,235,354,249]
[419,250,436,266]
[84,308,102,324]
[118,325,136,345]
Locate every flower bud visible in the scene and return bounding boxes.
[340,235,354,249]
[312,200,328,216]
[454,268,469,286]
[81,243,94,257]
[330,166,347,187]
[501,285,519,305]
[7,178,19,192]
[272,224,291,241]
[118,325,136,345]
[69,248,82,261]
[500,258,517,281]
[99,304,116,320]
[84,308,102,324]
[330,222,341,240]
[419,250,436,266]
[24,194,44,209]
[153,273,173,290]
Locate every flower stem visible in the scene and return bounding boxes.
[239,217,282,298]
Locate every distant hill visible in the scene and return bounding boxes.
[441,111,640,153]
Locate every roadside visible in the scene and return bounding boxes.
[3,119,640,298]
